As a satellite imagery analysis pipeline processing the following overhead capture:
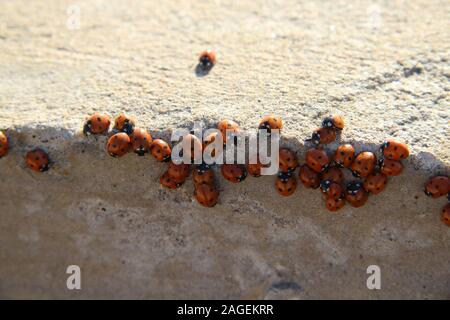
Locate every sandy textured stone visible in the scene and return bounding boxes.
[0,0,449,299]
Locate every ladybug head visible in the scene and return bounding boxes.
[321,163,329,173]
[351,169,361,178]
[199,55,212,69]
[320,180,332,193]
[134,145,146,156]
[122,121,134,135]
[321,117,334,128]
[197,163,211,174]
[40,163,49,172]
[347,181,363,195]
[424,188,432,197]
[83,121,92,135]
[377,158,385,169]
[258,121,271,133]
[237,169,248,182]
[310,131,321,145]
[380,141,390,152]
[278,172,291,183]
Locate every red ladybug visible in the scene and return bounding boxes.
[167,161,190,182]
[345,182,369,208]
[199,50,216,70]
[321,166,344,184]
[363,171,388,195]
[379,158,403,176]
[275,172,297,196]
[83,113,110,135]
[441,203,450,227]
[113,113,135,134]
[0,131,8,158]
[150,139,172,162]
[25,148,50,172]
[299,164,321,189]
[258,116,282,134]
[194,183,219,207]
[193,164,215,185]
[130,128,153,156]
[424,176,450,198]
[351,151,376,178]
[160,171,183,189]
[320,180,344,200]
[305,148,330,173]
[221,164,247,183]
[279,148,298,173]
[217,120,239,144]
[333,144,355,168]
[309,127,337,145]
[107,132,131,158]
[325,197,346,212]
[247,159,266,177]
[381,139,409,160]
[322,115,344,130]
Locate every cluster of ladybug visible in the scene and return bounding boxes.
[424,176,450,226]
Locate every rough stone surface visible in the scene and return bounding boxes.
[0,0,449,299]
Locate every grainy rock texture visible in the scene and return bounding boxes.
[0,0,449,299]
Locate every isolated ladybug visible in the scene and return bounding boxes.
[424,176,450,198]
[321,166,344,184]
[345,182,368,208]
[83,113,110,135]
[107,132,131,158]
[194,183,219,207]
[150,139,171,162]
[279,148,298,173]
[309,127,337,145]
[379,158,403,176]
[351,151,376,178]
[247,160,265,177]
[160,171,183,189]
[25,148,50,172]
[258,116,282,134]
[322,115,344,130]
[275,172,297,196]
[199,50,216,70]
[167,161,190,182]
[380,139,409,161]
[325,196,346,212]
[217,120,239,144]
[130,128,153,156]
[305,148,330,173]
[363,171,388,195]
[113,113,135,134]
[320,180,344,200]
[221,164,247,183]
[299,164,321,189]
[193,164,215,185]
[441,203,450,227]
[333,144,355,168]
[0,131,8,158]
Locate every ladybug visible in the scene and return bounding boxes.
[309,127,337,145]
[181,134,203,161]
[107,132,131,158]
[299,164,321,189]
[322,115,344,130]
[333,144,355,168]
[441,203,450,227]
[194,183,219,207]
[363,171,388,195]
[247,159,267,177]
[321,166,344,184]
[113,113,135,134]
[275,172,297,196]
[0,131,8,158]
[217,120,239,144]
[345,181,369,208]
[258,116,282,134]
[351,151,376,178]
[379,158,403,176]
[25,148,50,172]
[279,148,298,173]
[424,176,450,198]
[193,164,215,185]
[305,148,330,173]
[320,180,344,200]
[160,171,183,189]
[130,128,153,156]
[380,139,409,160]
[199,49,216,70]
[221,164,247,183]
[150,139,172,162]
[167,161,190,182]
[325,197,346,212]
[83,113,110,135]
